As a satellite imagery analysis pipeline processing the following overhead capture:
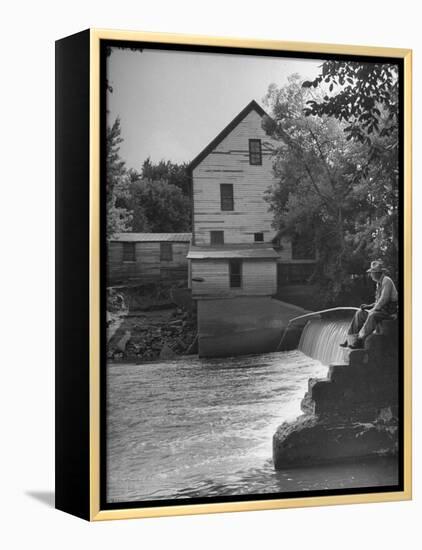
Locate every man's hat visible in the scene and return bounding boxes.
[366,260,387,273]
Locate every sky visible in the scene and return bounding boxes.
[107,47,323,171]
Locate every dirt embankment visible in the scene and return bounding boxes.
[107,282,197,363]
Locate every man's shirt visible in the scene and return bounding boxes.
[374,274,398,311]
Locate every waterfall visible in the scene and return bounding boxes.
[298,317,351,366]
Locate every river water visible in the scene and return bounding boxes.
[107,350,398,503]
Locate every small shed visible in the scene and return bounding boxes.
[188,244,279,298]
[108,233,192,285]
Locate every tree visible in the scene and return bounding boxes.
[106,118,132,237]
[141,158,192,196]
[128,176,191,233]
[302,61,399,280]
[106,125,192,235]
[302,61,399,146]
[263,75,396,303]
[105,48,192,236]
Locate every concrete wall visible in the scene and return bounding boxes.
[197,296,307,357]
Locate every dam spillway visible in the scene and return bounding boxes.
[298,318,350,366]
[273,316,400,471]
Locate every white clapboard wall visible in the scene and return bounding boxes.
[190,259,277,298]
[192,109,278,246]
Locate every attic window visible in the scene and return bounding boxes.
[254,232,264,242]
[122,242,135,262]
[249,139,262,165]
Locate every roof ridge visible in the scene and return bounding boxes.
[188,100,271,171]
[111,232,192,242]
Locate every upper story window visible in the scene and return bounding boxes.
[160,242,173,261]
[220,184,234,211]
[254,232,264,242]
[249,139,262,165]
[122,242,135,262]
[210,231,224,246]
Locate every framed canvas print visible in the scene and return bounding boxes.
[55,29,412,521]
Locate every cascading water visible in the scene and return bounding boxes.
[298,317,352,365]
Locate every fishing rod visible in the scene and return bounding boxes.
[276,306,360,352]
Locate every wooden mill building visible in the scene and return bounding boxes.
[108,232,191,285]
[187,100,315,357]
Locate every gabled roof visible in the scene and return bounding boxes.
[188,100,271,172]
[111,233,192,242]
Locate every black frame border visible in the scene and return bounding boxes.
[99,39,405,512]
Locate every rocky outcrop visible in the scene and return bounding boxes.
[273,320,399,469]
[106,283,197,362]
[108,307,197,362]
[106,289,129,343]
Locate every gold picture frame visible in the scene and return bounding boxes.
[55,28,412,521]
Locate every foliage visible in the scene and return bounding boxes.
[127,176,192,233]
[105,50,192,236]
[302,61,399,146]
[106,125,192,235]
[106,118,132,237]
[302,61,399,282]
[263,73,399,304]
[141,158,191,196]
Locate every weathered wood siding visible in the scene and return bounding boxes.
[192,110,278,245]
[191,259,277,297]
[108,241,190,285]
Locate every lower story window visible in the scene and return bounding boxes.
[229,259,242,288]
[122,242,135,262]
[160,242,173,261]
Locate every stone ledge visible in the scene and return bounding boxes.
[273,326,399,469]
[273,409,398,469]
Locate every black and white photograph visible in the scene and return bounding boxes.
[103,42,403,506]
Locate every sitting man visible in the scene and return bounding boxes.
[340,260,398,350]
